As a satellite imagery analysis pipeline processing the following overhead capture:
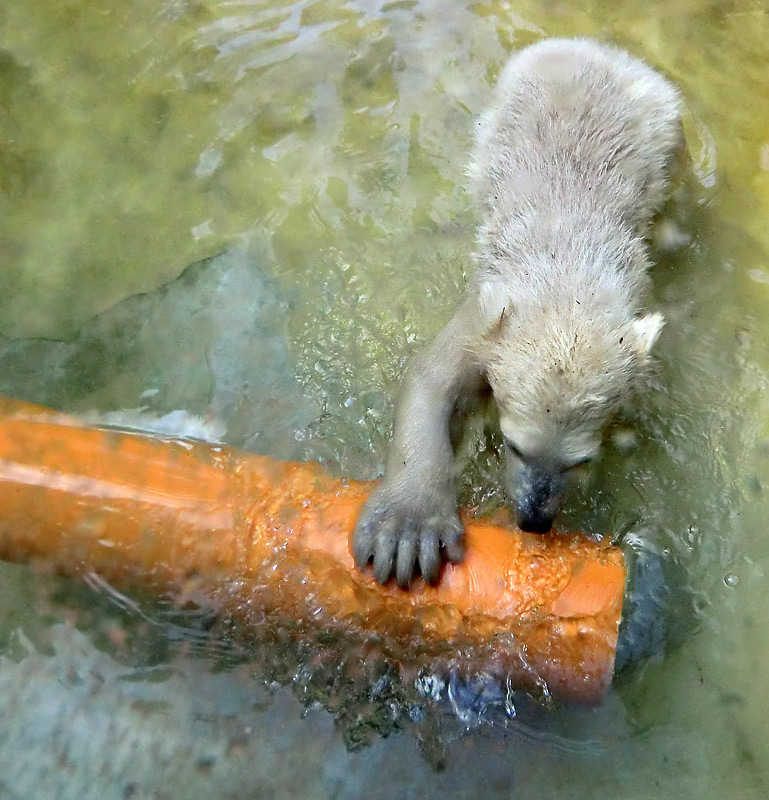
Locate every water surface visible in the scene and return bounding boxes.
[1,0,768,797]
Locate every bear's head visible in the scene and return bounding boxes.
[478,282,663,533]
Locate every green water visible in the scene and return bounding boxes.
[1,0,769,796]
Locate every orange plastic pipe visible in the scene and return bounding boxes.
[0,397,624,704]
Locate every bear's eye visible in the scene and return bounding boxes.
[564,455,593,471]
[504,439,527,460]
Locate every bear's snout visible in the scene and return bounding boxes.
[512,465,565,534]
[517,508,554,534]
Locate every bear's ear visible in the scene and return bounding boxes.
[477,279,514,337]
[630,312,665,357]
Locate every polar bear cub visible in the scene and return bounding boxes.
[353,38,682,587]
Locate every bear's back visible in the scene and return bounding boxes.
[469,38,681,230]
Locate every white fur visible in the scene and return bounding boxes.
[353,38,682,583]
[469,38,680,466]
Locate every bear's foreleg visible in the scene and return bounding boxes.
[352,301,484,587]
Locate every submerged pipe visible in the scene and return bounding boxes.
[0,397,624,704]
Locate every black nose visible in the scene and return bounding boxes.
[517,511,554,534]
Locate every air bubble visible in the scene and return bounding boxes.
[724,573,739,588]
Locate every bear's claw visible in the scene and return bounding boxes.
[353,489,465,588]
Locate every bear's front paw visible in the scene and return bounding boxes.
[352,487,465,588]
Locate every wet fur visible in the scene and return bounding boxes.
[354,38,681,586]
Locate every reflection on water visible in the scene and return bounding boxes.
[1,0,769,796]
